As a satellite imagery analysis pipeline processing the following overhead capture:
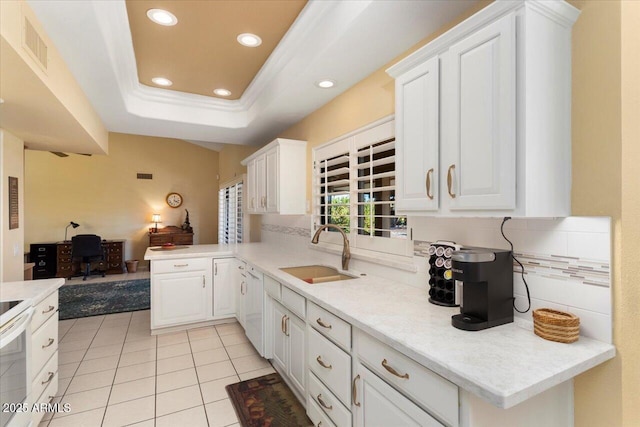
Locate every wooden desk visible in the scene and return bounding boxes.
[149,226,193,246]
[30,240,125,279]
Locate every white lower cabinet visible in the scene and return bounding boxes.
[268,283,306,400]
[353,363,443,427]
[213,258,234,317]
[30,290,59,426]
[153,270,209,327]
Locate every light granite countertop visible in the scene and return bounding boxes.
[145,243,615,409]
[0,278,65,306]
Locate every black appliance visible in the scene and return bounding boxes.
[451,248,513,331]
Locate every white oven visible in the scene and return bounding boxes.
[0,301,33,427]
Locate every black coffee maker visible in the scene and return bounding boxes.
[450,248,513,331]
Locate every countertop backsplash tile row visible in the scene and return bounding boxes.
[259,214,612,343]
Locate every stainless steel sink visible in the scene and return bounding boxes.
[279,265,358,284]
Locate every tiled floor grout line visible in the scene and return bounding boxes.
[189,329,212,426]
[99,313,132,427]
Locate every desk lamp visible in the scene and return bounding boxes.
[65,221,80,241]
[152,214,162,233]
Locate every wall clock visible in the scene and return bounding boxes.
[166,192,183,208]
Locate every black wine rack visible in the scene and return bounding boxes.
[428,241,460,307]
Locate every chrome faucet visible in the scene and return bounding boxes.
[311,224,351,271]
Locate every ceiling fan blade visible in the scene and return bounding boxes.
[50,152,69,157]
[77,153,92,156]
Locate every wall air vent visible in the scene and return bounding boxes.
[137,173,153,180]
[23,16,48,71]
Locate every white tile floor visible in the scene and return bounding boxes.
[44,310,275,427]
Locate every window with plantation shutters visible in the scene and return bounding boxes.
[218,181,243,244]
[313,117,408,256]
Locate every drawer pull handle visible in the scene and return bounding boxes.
[284,316,289,337]
[316,356,332,370]
[316,318,332,329]
[42,338,55,349]
[447,164,456,198]
[174,264,189,268]
[382,359,410,379]
[41,372,55,385]
[42,305,55,314]
[281,315,287,334]
[352,374,361,407]
[317,394,333,410]
[240,281,246,295]
[238,266,244,270]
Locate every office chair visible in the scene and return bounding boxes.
[71,234,106,280]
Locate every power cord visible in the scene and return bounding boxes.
[500,217,531,313]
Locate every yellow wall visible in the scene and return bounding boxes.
[0,129,25,281]
[279,1,637,424]
[218,144,258,185]
[24,133,219,266]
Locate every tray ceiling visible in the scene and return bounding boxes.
[26,0,479,149]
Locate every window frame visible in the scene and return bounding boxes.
[312,116,411,257]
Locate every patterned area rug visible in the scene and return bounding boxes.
[58,279,150,320]
[226,373,312,427]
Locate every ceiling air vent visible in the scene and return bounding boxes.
[23,17,48,71]
[137,173,153,180]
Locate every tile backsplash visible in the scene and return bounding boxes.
[259,214,612,343]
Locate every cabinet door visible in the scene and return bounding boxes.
[395,55,440,212]
[255,154,267,213]
[443,13,516,211]
[247,159,257,213]
[354,364,442,427]
[287,313,306,396]
[271,300,288,374]
[265,148,279,213]
[244,269,264,356]
[152,271,208,327]
[234,260,246,328]
[213,259,234,317]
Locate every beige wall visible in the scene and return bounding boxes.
[1,129,25,281]
[24,133,219,266]
[218,144,258,185]
[279,1,637,425]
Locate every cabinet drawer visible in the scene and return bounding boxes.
[173,235,193,245]
[31,351,58,409]
[355,330,458,427]
[282,286,305,318]
[308,327,351,407]
[307,302,351,352]
[31,374,58,427]
[32,315,58,379]
[308,372,351,427]
[264,275,281,300]
[152,258,209,274]
[307,396,337,427]
[31,291,58,332]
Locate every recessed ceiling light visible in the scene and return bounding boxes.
[146,9,178,26]
[316,80,336,89]
[151,77,173,87]
[214,88,232,97]
[237,33,262,47]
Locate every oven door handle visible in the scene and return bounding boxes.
[0,307,33,349]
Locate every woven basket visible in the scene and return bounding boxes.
[533,308,580,343]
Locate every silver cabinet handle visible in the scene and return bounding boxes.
[174,263,189,268]
[238,265,244,270]
[281,315,286,334]
[240,281,246,295]
[202,275,205,288]
[381,358,410,379]
[285,315,289,337]
[316,355,332,370]
[42,305,55,314]
[42,338,55,349]
[41,372,54,385]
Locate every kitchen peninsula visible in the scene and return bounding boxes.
[145,243,615,426]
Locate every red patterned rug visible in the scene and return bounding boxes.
[226,373,312,427]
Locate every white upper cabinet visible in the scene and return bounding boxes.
[387,0,580,217]
[443,13,516,211]
[242,138,307,215]
[395,55,440,212]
